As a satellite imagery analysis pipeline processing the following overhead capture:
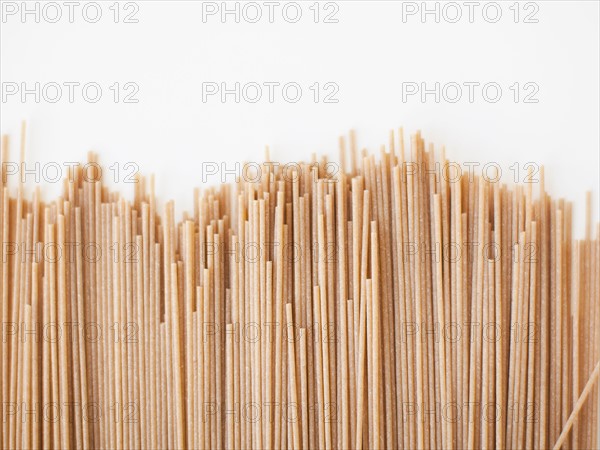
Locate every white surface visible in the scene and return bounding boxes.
[1,0,600,442]
[1,0,598,233]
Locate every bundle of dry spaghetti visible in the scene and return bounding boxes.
[0,127,599,450]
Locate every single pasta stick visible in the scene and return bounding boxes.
[347,298,356,450]
[355,215,370,450]
[265,260,274,450]
[366,278,374,449]
[203,268,212,450]
[143,204,156,450]
[166,205,176,450]
[31,257,41,450]
[258,199,267,450]
[159,322,167,449]
[337,172,350,450]
[197,286,206,450]
[553,361,600,450]
[370,223,383,450]
[313,286,327,450]
[514,230,528,449]
[18,211,32,450]
[299,331,309,450]
[453,179,465,450]
[556,208,564,444]
[407,168,426,450]
[523,225,538,449]
[324,191,337,449]
[392,166,409,450]
[75,210,91,450]
[318,214,333,450]
[9,221,22,450]
[562,204,572,446]
[285,303,301,450]
[170,263,186,449]
[49,222,62,450]
[494,180,507,450]
[226,323,234,450]
[433,193,450,449]
[304,196,318,450]
[359,189,371,374]
[184,221,195,450]
[231,237,241,450]
[124,201,135,450]
[592,229,600,449]
[274,195,285,450]
[487,259,497,450]
[94,186,105,450]
[57,215,72,450]
[506,235,521,446]
[440,151,455,450]
[1,186,9,450]
[22,304,32,450]
[481,259,490,450]
[339,293,350,450]
[539,175,551,447]
[572,239,581,450]
[42,267,51,449]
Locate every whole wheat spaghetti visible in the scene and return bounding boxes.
[0,125,599,450]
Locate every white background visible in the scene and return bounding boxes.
[1,0,600,442]
[1,0,599,232]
